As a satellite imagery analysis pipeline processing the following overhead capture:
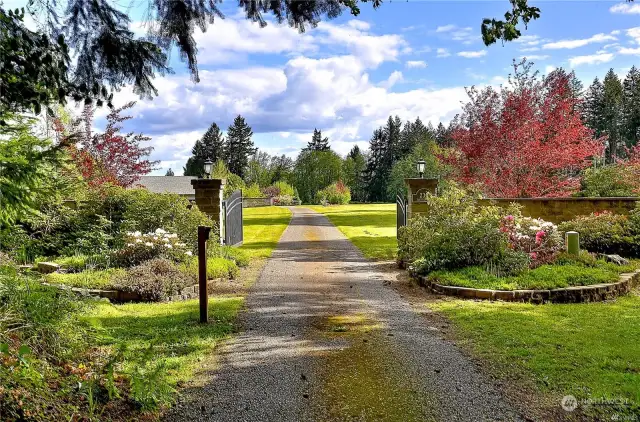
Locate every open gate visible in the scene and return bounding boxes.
[396,194,407,238]
[223,190,243,246]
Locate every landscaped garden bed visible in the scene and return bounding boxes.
[399,184,640,303]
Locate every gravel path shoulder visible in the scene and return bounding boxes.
[165,207,524,422]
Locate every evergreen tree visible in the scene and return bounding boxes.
[306,128,330,151]
[165,168,175,176]
[183,122,225,177]
[622,66,640,150]
[435,122,453,147]
[603,69,624,162]
[343,145,367,202]
[225,115,255,179]
[363,116,404,201]
[583,77,606,140]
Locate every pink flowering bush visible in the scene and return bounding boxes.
[111,228,192,267]
[500,214,562,267]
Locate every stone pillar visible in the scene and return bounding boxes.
[191,178,226,244]
[404,178,438,220]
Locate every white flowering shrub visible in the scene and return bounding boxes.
[500,215,563,267]
[111,229,193,267]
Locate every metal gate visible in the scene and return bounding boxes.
[223,190,243,246]
[396,194,407,238]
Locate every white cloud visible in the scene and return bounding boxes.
[457,50,487,58]
[436,24,457,33]
[610,2,640,14]
[618,47,640,55]
[569,53,614,67]
[406,60,427,69]
[611,30,621,35]
[436,48,451,58]
[545,65,556,75]
[627,27,640,44]
[347,20,371,31]
[435,24,475,44]
[381,71,404,89]
[543,33,617,50]
[520,47,541,52]
[521,55,550,61]
[514,35,541,46]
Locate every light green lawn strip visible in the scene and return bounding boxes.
[307,204,396,260]
[432,295,640,417]
[84,297,244,388]
[44,269,124,289]
[241,206,292,258]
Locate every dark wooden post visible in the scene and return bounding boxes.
[198,225,211,323]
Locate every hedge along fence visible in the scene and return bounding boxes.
[476,197,640,224]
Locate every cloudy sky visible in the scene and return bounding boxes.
[9,0,640,174]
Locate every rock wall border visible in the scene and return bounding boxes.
[409,269,640,304]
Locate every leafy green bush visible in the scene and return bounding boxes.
[112,259,195,301]
[399,185,511,274]
[273,194,293,206]
[559,209,640,257]
[243,183,262,198]
[179,256,239,280]
[315,181,351,205]
[44,269,125,289]
[578,165,637,197]
[273,180,295,196]
[209,246,250,268]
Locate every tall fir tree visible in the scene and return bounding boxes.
[183,122,225,177]
[343,145,367,202]
[603,69,624,162]
[434,122,453,147]
[622,66,640,150]
[225,115,255,179]
[364,116,403,202]
[583,77,606,140]
[306,128,330,151]
[165,168,175,176]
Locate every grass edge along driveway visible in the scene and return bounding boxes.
[307,204,397,260]
[84,206,292,411]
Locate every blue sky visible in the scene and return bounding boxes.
[7,0,640,174]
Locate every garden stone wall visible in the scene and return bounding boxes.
[243,197,273,208]
[477,197,639,224]
[410,269,640,304]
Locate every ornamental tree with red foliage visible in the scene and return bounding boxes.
[63,102,158,187]
[442,61,606,198]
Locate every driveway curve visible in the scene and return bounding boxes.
[166,207,523,422]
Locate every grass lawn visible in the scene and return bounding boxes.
[307,204,396,260]
[427,261,640,290]
[44,268,124,289]
[85,206,291,410]
[432,294,640,418]
[241,206,292,258]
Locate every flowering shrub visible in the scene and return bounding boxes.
[559,208,640,257]
[315,181,351,205]
[500,214,562,267]
[111,229,192,267]
[399,185,515,274]
[112,258,195,301]
[273,195,293,206]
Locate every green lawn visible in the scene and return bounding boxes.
[307,204,396,260]
[432,295,640,418]
[241,206,292,258]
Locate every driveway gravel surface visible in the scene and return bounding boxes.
[165,207,523,422]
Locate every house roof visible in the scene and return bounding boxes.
[135,176,197,196]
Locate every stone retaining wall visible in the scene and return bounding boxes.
[477,197,639,224]
[243,197,273,208]
[409,270,640,304]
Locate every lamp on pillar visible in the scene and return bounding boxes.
[203,159,213,179]
[417,160,426,178]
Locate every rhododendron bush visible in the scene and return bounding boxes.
[500,214,562,267]
[442,61,605,198]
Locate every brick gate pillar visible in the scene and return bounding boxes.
[191,178,226,244]
[404,178,438,220]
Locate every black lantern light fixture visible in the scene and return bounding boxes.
[417,160,426,178]
[203,159,213,179]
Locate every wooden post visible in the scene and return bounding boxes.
[198,226,211,323]
[566,231,580,256]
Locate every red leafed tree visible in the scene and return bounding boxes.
[68,102,158,187]
[442,61,605,197]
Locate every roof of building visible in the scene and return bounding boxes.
[134,176,197,196]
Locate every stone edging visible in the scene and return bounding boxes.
[42,279,223,303]
[409,269,640,304]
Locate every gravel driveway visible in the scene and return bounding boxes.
[165,207,523,422]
